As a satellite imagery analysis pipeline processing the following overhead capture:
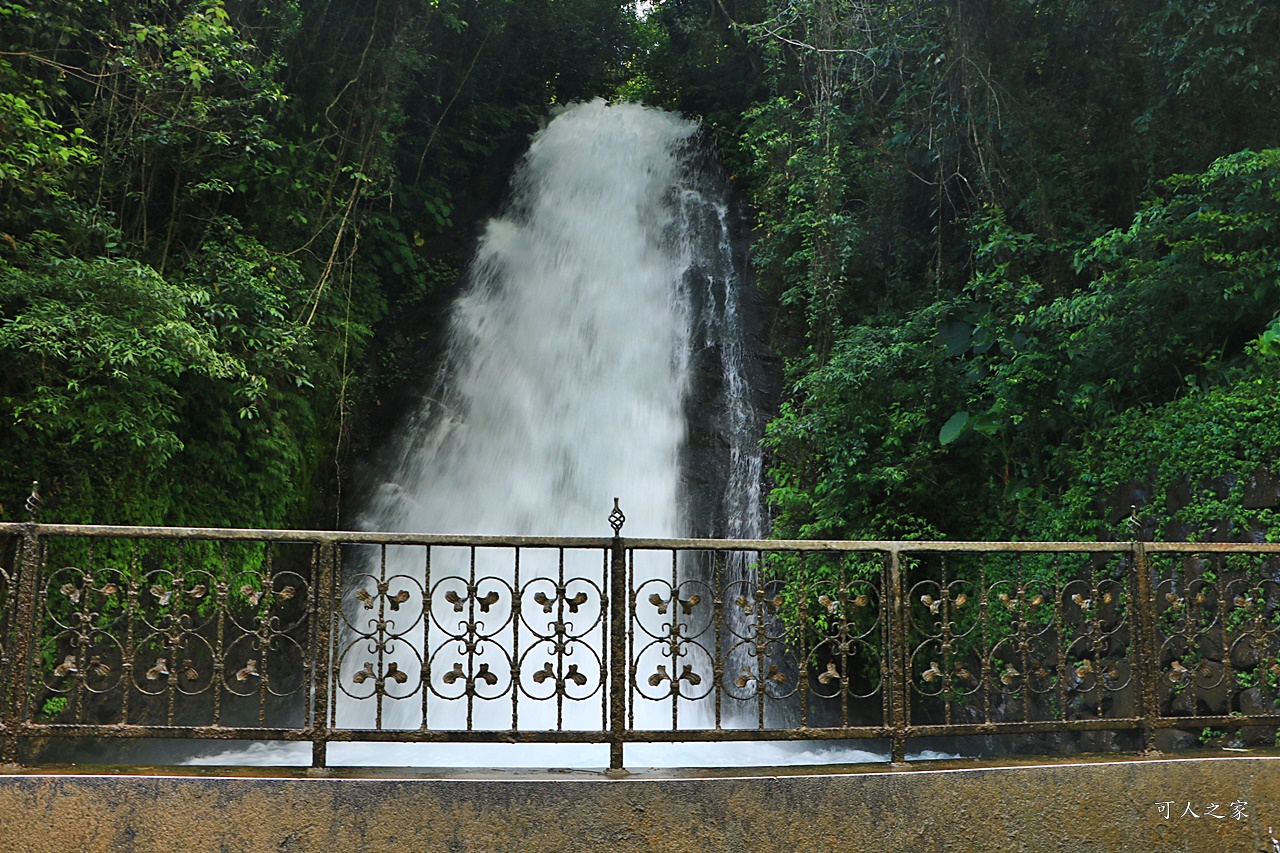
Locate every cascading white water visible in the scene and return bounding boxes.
[191,100,917,767]
[331,99,714,740]
[361,99,696,542]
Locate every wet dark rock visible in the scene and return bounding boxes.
[1231,642,1262,671]
[1165,478,1192,516]
[1191,660,1228,715]
[1154,728,1198,751]
[1237,686,1280,746]
[1239,686,1280,716]
[1163,685,1195,716]
[1077,729,1126,752]
[1244,467,1280,509]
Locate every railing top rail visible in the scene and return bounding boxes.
[622,538,1142,552]
[2,521,1278,553]
[0,523,616,548]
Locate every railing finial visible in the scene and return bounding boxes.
[24,480,42,521]
[1126,504,1143,540]
[608,498,625,536]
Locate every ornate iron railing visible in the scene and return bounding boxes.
[1,511,1279,769]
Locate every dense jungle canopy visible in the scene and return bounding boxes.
[1,0,1277,543]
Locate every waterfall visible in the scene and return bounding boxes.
[336,98,765,739]
[191,100,899,767]
[360,99,702,542]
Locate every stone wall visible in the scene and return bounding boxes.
[1,753,1279,852]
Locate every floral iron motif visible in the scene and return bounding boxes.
[999,592,1044,611]
[53,654,110,679]
[355,583,409,610]
[649,664,702,688]
[647,592,701,616]
[735,592,783,615]
[735,665,786,689]
[533,662,589,687]
[920,592,967,614]
[534,589,589,614]
[442,662,498,687]
[817,592,870,614]
[444,587,500,613]
[354,661,409,686]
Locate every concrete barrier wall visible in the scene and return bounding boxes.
[2,753,1279,852]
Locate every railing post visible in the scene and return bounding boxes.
[888,547,908,765]
[1131,539,1160,754]
[608,499,627,772]
[310,540,336,770]
[4,483,44,765]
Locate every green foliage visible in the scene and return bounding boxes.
[764,305,960,540]
[1054,375,1280,542]
[1260,318,1280,361]
[0,0,644,526]
[0,255,233,465]
[625,0,1280,618]
[39,695,68,720]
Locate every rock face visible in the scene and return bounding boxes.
[678,169,781,541]
[1108,466,1280,545]
[1244,468,1280,510]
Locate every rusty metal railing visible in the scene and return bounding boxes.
[2,509,1279,769]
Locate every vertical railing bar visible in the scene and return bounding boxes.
[375,544,388,731]
[600,548,608,732]
[755,560,767,732]
[1027,555,1040,722]
[1054,554,1068,724]
[878,552,890,736]
[258,543,273,729]
[793,550,808,731]
[941,555,953,726]
[0,535,15,760]
[839,553,850,728]
[556,547,566,732]
[1132,539,1158,754]
[462,546,474,731]
[422,544,432,732]
[510,546,519,734]
[121,540,138,727]
[979,554,991,726]
[713,549,724,730]
[608,500,626,771]
[0,536,14,756]
[1219,552,1235,737]
[3,520,41,764]
[627,545,634,741]
[167,541,180,727]
[625,548,633,732]
[1091,556,1107,720]
[208,543,226,731]
[327,545,342,734]
[888,547,906,765]
[303,544,319,737]
[310,541,335,769]
[186,540,204,722]
[71,540,90,724]
[671,548,680,732]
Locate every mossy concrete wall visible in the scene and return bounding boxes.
[1,753,1279,852]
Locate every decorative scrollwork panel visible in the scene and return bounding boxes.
[30,538,320,729]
